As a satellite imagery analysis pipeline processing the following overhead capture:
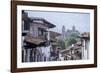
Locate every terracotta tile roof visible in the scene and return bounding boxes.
[50,31,61,38]
[30,17,56,28]
[81,32,90,38]
[78,32,90,39]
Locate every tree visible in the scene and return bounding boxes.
[58,39,65,50]
[66,33,78,46]
[67,37,77,46]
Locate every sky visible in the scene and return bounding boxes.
[25,10,90,34]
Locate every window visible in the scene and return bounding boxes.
[22,10,30,31]
[24,20,30,31]
[38,28,47,36]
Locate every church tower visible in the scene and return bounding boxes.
[62,25,66,40]
[72,25,75,31]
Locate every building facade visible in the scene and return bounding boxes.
[80,32,90,59]
[22,10,61,62]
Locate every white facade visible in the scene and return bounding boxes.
[82,39,90,60]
